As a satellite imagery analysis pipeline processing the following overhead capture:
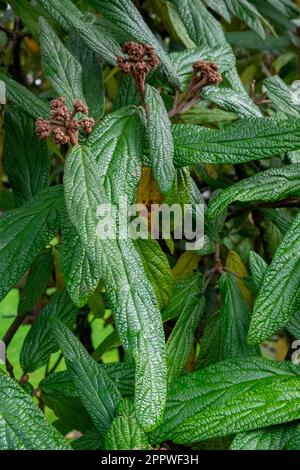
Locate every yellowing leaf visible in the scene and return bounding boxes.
[225,251,251,305]
[172,251,201,280]
[137,167,163,232]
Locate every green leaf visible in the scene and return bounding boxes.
[40,18,84,107]
[40,361,135,399]
[115,76,140,108]
[51,319,122,435]
[3,105,50,206]
[61,216,102,307]
[145,85,175,195]
[64,113,167,431]
[169,44,236,90]
[18,249,53,315]
[36,0,84,31]
[134,237,173,310]
[9,0,53,39]
[225,0,272,39]
[219,272,255,359]
[248,212,300,345]
[151,357,300,444]
[37,0,121,64]
[264,75,300,118]
[201,86,261,118]
[0,186,63,302]
[196,311,221,369]
[20,289,77,373]
[249,251,268,289]
[89,0,180,87]
[104,399,149,450]
[208,164,300,220]
[0,373,69,450]
[172,0,226,48]
[87,107,144,204]
[204,0,231,22]
[173,118,300,167]
[67,31,104,121]
[167,2,197,48]
[72,429,103,450]
[162,273,203,322]
[0,74,49,119]
[231,423,299,450]
[166,295,205,382]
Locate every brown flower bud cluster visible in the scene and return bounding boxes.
[193,60,222,85]
[35,97,95,146]
[117,42,160,104]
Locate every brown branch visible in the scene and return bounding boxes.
[226,198,300,222]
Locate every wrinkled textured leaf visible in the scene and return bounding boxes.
[201,86,261,118]
[173,118,300,166]
[145,85,175,195]
[104,399,149,450]
[166,296,205,382]
[3,105,50,206]
[264,75,300,118]
[231,423,299,450]
[0,74,49,119]
[162,273,203,322]
[0,186,63,302]
[0,373,69,450]
[151,357,300,444]
[52,319,122,435]
[248,212,300,345]
[208,164,300,220]
[20,289,78,373]
[134,237,172,310]
[40,18,84,107]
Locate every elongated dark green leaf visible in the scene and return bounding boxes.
[72,429,103,450]
[204,0,231,22]
[151,357,300,444]
[162,273,203,322]
[37,0,121,64]
[219,273,255,359]
[40,361,135,399]
[0,186,63,302]
[0,373,69,450]
[201,87,261,118]
[18,249,53,315]
[249,251,268,289]
[87,107,143,204]
[67,31,104,121]
[166,296,205,382]
[9,0,53,39]
[172,0,226,48]
[196,311,221,369]
[167,2,196,48]
[169,44,235,90]
[52,319,122,435]
[248,212,300,345]
[20,289,77,373]
[173,118,300,167]
[264,76,300,118]
[3,105,50,206]
[64,134,166,431]
[115,76,140,108]
[89,0,180,86]
[231,424,299,450]
[36,0,83,31]
[104,400,149,450]
[40,18,84,107]
[0,74,49,119]
[134,238,172,310]
[145,85,175,195]
[208,164,300,220]
[61,216,102,307]
[225,0,272,39]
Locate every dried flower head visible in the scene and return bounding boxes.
[117,42,160,105]
[193,60,222,85]
[35,97,95,146]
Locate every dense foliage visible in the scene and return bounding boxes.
[1,0,300,451]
